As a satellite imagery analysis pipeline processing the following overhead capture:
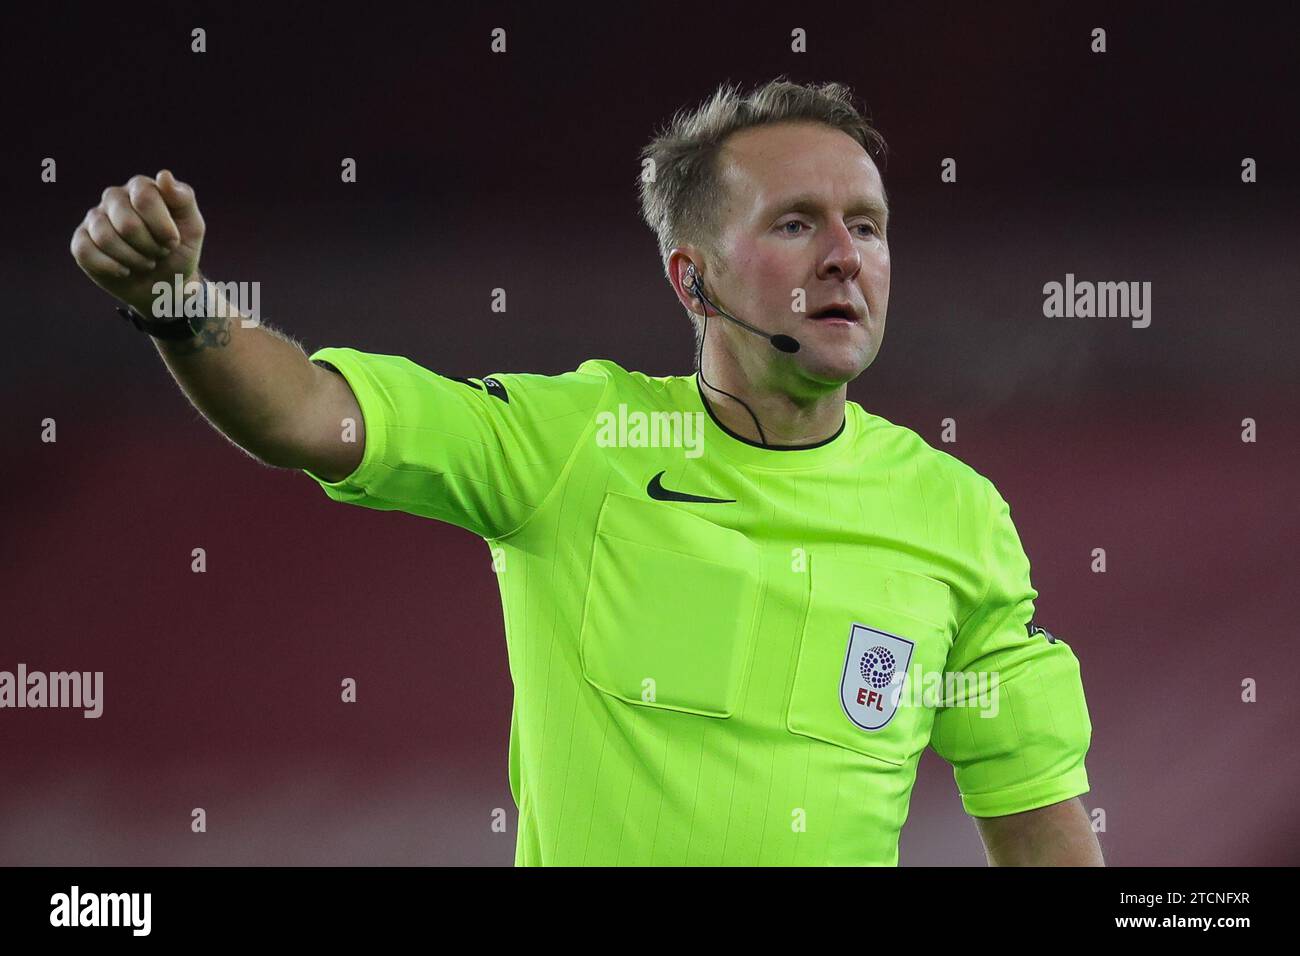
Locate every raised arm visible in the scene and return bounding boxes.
[70,170,361,481]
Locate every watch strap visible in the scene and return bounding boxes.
[116,293,207,341]
[116,273,215,340]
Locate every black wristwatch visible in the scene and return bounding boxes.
[116,302,206,341]
[116,271,212,341]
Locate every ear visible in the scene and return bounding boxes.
[667,247,705,316]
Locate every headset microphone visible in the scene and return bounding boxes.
[685,266,801,354]
[684,263,803,447]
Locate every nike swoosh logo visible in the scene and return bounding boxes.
[646,471,736,504]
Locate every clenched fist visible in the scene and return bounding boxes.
[70,170,205,313]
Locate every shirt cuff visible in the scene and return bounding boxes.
[959,766,1090,818]
[302,346,387,500]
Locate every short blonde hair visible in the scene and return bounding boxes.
[638,77,887,276]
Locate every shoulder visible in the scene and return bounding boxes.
[474,360,615,410]
[573,358,684,403]
[852,403,1000,506]
[574,357,658,385]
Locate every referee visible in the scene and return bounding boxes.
[71,78,1100,866]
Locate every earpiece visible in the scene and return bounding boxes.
[684,263,700,298]
[679,259,802,447]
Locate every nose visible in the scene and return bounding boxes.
[818,221,862,282]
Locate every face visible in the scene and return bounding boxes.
[679,120,891,391]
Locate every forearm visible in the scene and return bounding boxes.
[975,797,1106,866]
[140,276,320,465]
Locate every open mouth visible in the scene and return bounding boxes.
[807,304,860,323]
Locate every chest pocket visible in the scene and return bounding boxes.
[578,491,762,718]
[786,554,953,765]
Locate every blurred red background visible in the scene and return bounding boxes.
[2,1,1297,865]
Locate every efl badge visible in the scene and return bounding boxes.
[840,623,914,731]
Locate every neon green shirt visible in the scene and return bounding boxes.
[302,347,1092,866]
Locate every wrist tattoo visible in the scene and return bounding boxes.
[162,312,234,356]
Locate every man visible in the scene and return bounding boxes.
[71,78,1101,866]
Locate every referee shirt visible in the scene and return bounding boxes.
[302,347,1092,866]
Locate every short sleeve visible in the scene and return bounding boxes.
[301,346,608,539]
[929,481,1093,817]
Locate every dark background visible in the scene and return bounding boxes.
[2,1,1297,865]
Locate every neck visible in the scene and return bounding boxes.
[697,337,847,447]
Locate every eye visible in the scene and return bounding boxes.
[779,220,807,235]
[854,221,878,237]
